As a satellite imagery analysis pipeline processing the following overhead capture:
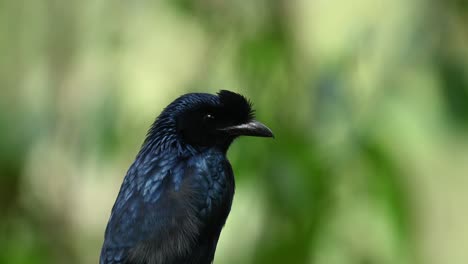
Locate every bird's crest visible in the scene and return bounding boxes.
[217,90,255,121]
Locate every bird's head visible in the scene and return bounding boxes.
[147,90,273,153]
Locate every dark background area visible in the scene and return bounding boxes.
[1,1,468,263]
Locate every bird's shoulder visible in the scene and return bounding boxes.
[101,149,181,261]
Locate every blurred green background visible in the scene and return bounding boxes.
[1,0,468,263]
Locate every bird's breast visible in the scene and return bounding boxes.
[184,150,235,220]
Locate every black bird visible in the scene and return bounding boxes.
[100,90,273,264]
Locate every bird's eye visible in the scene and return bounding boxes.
[204,113,215,121]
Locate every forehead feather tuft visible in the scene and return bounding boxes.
[217,90,255,120]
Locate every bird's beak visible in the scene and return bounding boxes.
[219,120,274,138]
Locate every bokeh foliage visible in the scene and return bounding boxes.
[1,0,468,264]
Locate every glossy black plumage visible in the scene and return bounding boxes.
[100,90,273,264]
